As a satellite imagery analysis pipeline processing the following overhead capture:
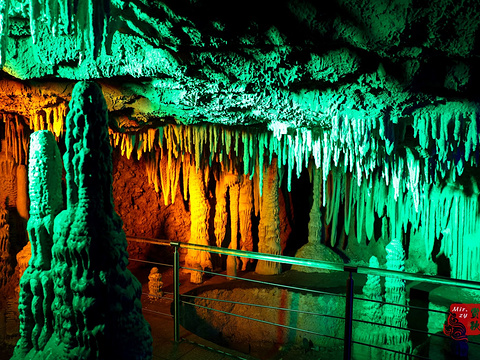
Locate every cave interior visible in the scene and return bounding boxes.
[1,0,480,359]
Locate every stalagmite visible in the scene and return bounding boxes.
[13,81,152,359]
[354,256,384,360]
[13,130,63,358]
[227,183,240,278]
[214,172,228,248]
[293,166,342,272]
[0,204,11,288]
[239,176,254,271]
[148,267,163,300]
[185,162,212,284]
[255,158,282,275]
[16,165,28,220]
[384,238,411,360]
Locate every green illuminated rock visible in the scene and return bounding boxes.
[12,81,152,359]
[13,130,62,358]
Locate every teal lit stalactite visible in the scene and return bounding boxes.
[13,130,63,358]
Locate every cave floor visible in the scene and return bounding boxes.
[130,263,480,360]
[133,264,347,360]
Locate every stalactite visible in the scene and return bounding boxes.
[185,162,212,284]
[344,173,354,236]
[243,131,250,177]
[2,114,30,165]
[145,148,160,192]
[28,0,109,59]
[183,153,191,200]
[158,150,181,205]
[356,180,366,244]
[365,187,374,242]
[101,109,480,283]
[23,104,66,142]
[255,158,282,275]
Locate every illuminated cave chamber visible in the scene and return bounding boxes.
[1,0,480,358]
[106,115,480,284]
[3,103,479,282]
[1,83,480,346]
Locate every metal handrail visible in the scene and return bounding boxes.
[180,265,346,297]
[128,236,480,290]
[181,300,344,341]
[181,293,345,320]
[128,236,480,359]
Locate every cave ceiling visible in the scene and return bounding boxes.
[1,0,479,132]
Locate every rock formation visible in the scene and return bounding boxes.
[238,177,254,271]
[384,238,411,359]
[148,267,163,300]
[185,162,212,284]
[0,203,11,288]
[354,256,384,359]
[293,166,343,272]
[255,158,282,275]
[14,130,62,357]
[12,81,152,360]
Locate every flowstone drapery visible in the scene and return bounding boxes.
[12,81,152,360]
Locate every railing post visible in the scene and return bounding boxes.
[344,266,356,360]
[172,242,180,343]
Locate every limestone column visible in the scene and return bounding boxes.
[14,81,153,360]
[239,176,253,270]
[0,205,11,288]
[384,237,412,359]
[214,173,228,248]
[14,130,62,358]
[16,165,29,220]
[292,166,342,272]
[255,158,281,275]
[227,183,240,278]
[185,163,212,283]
